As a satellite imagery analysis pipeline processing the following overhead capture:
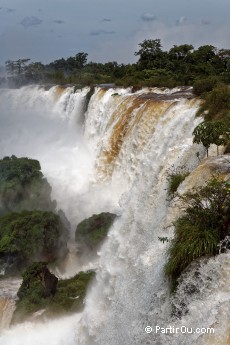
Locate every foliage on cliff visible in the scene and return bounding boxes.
[0,210,68,273]
[193,83,230,155]
[165,178,230,290]
[196,84,230,122]
[75,212,116,249]
[12,262,94,323]
[167,166,190,196]
[0,156,56,216]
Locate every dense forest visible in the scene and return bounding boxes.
[1,39,230,88]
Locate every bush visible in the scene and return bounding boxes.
[193,76,220,96]
[0,210,68,273]
[0,156,56,215]
[13,263,94,323]
[193,120,230,156]
[165,178,230,290]
[167,172,189,196]
[197,85,230,121]
[51,271,94,313]
[75,212,116,249]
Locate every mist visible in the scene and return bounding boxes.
[0,86,121,227]
[0,85,123,279]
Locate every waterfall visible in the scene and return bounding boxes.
[0,85,229,345]
[0,299,16,330]
[0,278,21,331]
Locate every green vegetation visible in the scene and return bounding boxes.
[13,262,94,323]
[2,39,230,88]
[167,171,190,196]
[51,271,94,313]
[0,156,56,215]
[193,120,230,156]
[197,85,230,121]
[0,210,68,273]
[165,178,230,290]
[193,83,230,156]
[192,76,219,96]
[75,212,116,249]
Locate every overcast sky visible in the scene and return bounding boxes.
[1,0,230,66]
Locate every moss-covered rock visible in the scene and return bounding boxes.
[12,263,94,323]
[75,212,116,249]
[0,155,56,216]
[0,210,68,274]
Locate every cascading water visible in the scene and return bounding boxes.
[0,85,229,345]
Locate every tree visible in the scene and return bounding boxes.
[134,39,165,69]
[24,62,45,81]
[192,45,216,63]
[193,121,230,156]
[169,44,194,61]
[74,52,88,69]
[5,59,31,76]
[0,210,68,273]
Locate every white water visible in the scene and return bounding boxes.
[0,85,229,344]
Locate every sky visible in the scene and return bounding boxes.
[1,0,230,66]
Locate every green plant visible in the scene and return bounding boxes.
[165,177,230,290]
[0,210,68,273]
[167,166,189,196]
[168,173,189,195]
[193,120,230,156]
[51,271,94,313]
[197,85,230,121]
[192,76,220,96]
[75,212,116,249]
[13,264,94,323]
[158,237,169,243]
[0,155,56,215]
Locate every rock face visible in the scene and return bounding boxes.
[38,266,58,298]
[18,262,58,300]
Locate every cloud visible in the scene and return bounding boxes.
[141,12,157,22]
[0,7,16,14]
[176,16,187,26]
[100,18,112,22]
[6,8,15,13]
[201,19,211,25]
[90,29,115,36]
[133,18,230,54]
[53,19,65,24]
[20,16,43,29]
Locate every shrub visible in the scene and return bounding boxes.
[193,120,230,156]
[0,156,56,215]
[0,210,68,273]
[193,76,220,96]
[13,263,94,323]
[197,85,230,121]
[51,271,94,313]
[167,172,189,196]
[75,212,116,249]
[165,178,230,290]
